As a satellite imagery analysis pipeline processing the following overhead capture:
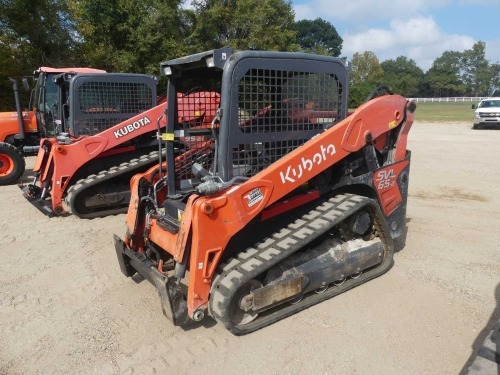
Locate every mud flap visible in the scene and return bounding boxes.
[19,184,57,217]
[113,235,189,326]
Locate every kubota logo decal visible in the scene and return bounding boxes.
[280,143,336,184]
[113,116,152,138]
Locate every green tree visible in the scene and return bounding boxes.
[188,0,297,52]
[424,42,498,97]
[462,41,490,96]
[349,51,384,107]
[0,0,78,67]
[69,0,188,74]
[380,56,424,97]
[490,63,500,96]
[294,18,342,56]
[0,0,78,110]
[0,42,24,110]
[424,51,465,97]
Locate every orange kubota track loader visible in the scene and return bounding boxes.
[114,48,416,334]
[21,69,220,219]
[0,67,106,185]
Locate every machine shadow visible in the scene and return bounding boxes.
[394,217,411,253]
[19,166,35,184]
[131,273,218,330]
[460,282,500,374]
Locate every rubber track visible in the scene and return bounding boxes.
[66,150,162,219]
[208,194,394,335]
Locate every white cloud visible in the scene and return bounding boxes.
[292,0,499,70]
[342,16,475,70]
[293,0,451,23]
[486,38,500,65]
[459,0,497,5]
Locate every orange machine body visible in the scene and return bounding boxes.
[29,91,221,215]
[124,94,415,318]
[114,48,416,333]
[0,111,37,142]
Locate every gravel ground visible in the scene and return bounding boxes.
[0,121,499,375]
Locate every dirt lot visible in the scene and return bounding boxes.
[0,121,499,375]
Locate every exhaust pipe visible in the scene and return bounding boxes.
[9,78,26,141]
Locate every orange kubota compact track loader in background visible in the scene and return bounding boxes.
[114,48,415,334]
[20,71,160,218]
[21,70,220,219]
[0,67,106,185]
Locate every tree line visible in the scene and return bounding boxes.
[1,0,498,110]
[349,43,500,106]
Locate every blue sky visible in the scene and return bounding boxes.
[292,0,500,71]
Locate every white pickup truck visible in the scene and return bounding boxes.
[472,98,500,129]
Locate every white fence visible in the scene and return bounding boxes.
[408,97,489,103]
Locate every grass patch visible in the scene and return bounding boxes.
[413,101,478,122]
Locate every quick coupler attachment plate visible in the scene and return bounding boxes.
[113,235,189,326]
[19,184,56,217]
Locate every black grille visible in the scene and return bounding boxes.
[175,89,221,179]
[478,112,500,117]
[230,69,344,178]
[71,76,156,136]
[162,50,348,189]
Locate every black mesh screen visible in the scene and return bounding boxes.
[73,81,154,136]
[172,76,221,183]
[231,69,344,177]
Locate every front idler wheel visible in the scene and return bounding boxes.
[228,279,262,325]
